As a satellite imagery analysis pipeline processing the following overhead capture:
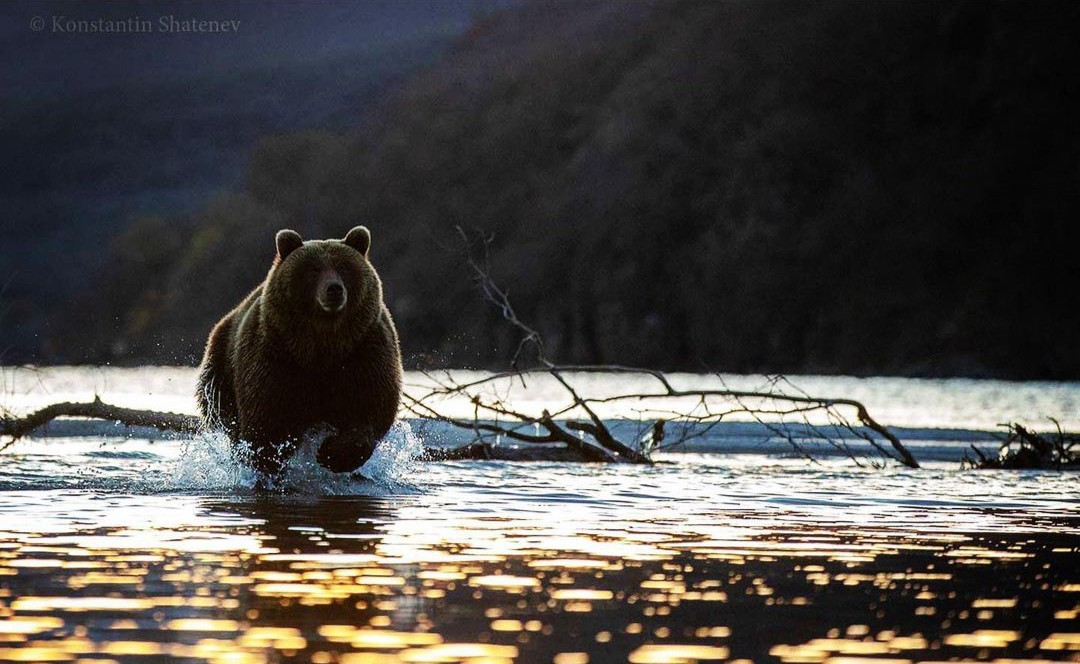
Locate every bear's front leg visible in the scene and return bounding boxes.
[246,436,299,482]
[316,428,379,473]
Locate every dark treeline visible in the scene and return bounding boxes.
[46,0,1080,378]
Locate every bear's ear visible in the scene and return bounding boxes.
[275,229,303,260]
[343,225,371,257]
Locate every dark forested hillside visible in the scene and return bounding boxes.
[0,0,502,359]
[40,0,1080,378]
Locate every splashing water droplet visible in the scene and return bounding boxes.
[166,431,258,492]
[359,420,425,486]
[165,421,424,495]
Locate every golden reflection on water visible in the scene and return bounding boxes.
[0,492,1076,664]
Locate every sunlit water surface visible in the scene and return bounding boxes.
[0,367,1077,663]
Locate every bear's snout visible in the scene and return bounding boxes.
[318,274,348,313]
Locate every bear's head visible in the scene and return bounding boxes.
[263,226,385,359]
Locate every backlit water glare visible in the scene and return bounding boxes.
[1,367,1077,663]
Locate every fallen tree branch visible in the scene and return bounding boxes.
[1,397,201,453]
[404,367,920,467]
[963,420,1079,469]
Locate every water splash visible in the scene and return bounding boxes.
[165,421,424,495]
[167,431,258,492]
[355,420,425,487]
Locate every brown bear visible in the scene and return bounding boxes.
[196,226,402,479]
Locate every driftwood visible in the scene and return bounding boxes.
[0,396,201,453]
[963,420,1079,469]
[404,367,919,468]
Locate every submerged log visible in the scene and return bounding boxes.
[418,442,596,463]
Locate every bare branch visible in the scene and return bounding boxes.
[2,398,201,452]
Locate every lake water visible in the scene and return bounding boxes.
[1,366,1077,663]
